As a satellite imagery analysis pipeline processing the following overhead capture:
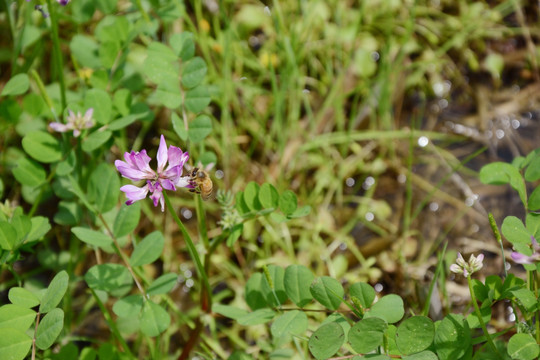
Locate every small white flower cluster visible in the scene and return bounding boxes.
[450,253,484,277]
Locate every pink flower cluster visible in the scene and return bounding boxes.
[115,135,190,211]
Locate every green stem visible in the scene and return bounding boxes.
[422,242,447,316]
[30,69,59,121]
[163,192,212,311]
[133,0,151,22]
[97,212,147,297]
[89,288,135,359]
[467,275,502,358]
[45,0,66,111]
[194,196,209,249]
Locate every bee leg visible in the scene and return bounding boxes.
[189,188,200,194]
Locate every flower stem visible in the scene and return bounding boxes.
[467,275,502,358]
[163,192,212,312]
[97,213,147,297]
[30,69,59,121]
[45,0,66,111]
[89,288,135,359]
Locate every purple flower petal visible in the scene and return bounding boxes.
[161,165,182,181]
[132,150,153,173]
[157,135,168,173]
[120,184,149,204]
[161,179,176,191]
[167,146,189,169]
[148,181,165,211]
[49,122,70,133]
[511,252,534,264]
[115,161,151,181]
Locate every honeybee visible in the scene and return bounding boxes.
[189,168,214,201]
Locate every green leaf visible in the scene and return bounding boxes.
[0,304,36,332]
[39,270,69,314]
[35,308,64,350]
[53,343,78,359]
[143,55,178,84]
[22,131,62,163]
[237,308,275,326]
[112,89,132,116]
[112,295,143,318]
[143,42,178,84]
[82,130,112,153]
[72,227,112,248]
[12,157,46,187]
[310,276,344,310]
[99,41,120,69]
[365,294,404,323]
[244,182,262,211]
[184,85,211,113]
[84,89,112,124]
[308,322,344,360]
[147,41,178,62]
[508,333,539,360]
[434,314,471,360]
[116,312,140,336]
[140,300,170,337]
[524,156,540,182]
[479,162,526,206]
[85,264,133,297]
[402,351,438,360]
[245,272,267,310]
[27,216,50,243]
[287,205,311,218]
[113,202,141,238]
[95,0,117,15]
[181,57,207,89]
[322,313,352,337]
[70,35,100,68]
[170,32,195,61]
[284,264,314,307]
[8,288,40,309]
[56,151,75,176]
[270,310,307,338]
[226,223,243,247]
[501,216,533,245]
[1,73,29,97]
[511,288,538,312]
[172,112,188,141]
[0,328,32,360]
[396,316,435,355]
[528,186,540,211]
[188,114,212,143]
[0,221,17,250]
[261,265,288,307]
[466,303,491,329]
[88,163,120,213]
[350,282,376,309]
[348,317,388,353]
[130,231,164,266]
[147,273,178,296]
[10,215,31,246]
[211,304,248,320]
[95,14,130,44]
[279,190,297,215]
[53,201,82,226]
[259,183,279,209]
[156,77,182,109]
[108,114,143,131]
[199,151,217,166]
